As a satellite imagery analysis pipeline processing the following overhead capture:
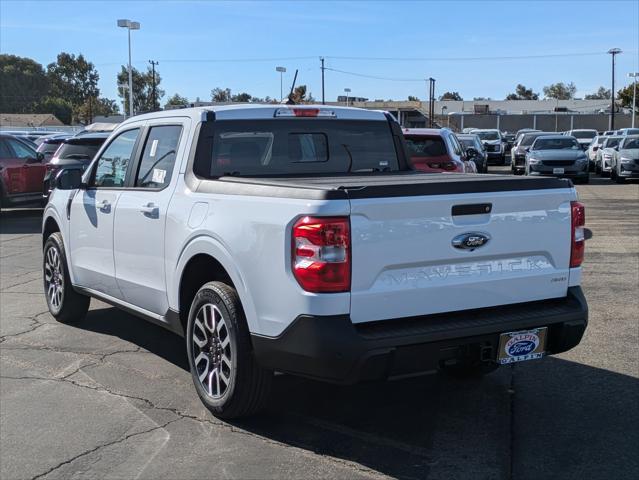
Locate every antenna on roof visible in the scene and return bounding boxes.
[285,69,299,105]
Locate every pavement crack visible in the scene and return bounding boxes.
[29,418,179,480]
[0,311,49,344]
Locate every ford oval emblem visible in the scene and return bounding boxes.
[507,340,537,356]
[452,232,490,251]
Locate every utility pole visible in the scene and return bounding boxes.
[149,60,159,111]
[320,57,325,105]
[629,72,638,128]
[427,78,436,128]
[608,48,622,130]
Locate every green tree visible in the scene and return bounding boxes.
[35,96,73,124]
[117,66,165,114]
[47,53,100,109]
[165,93,189,107]
[0,54,48,112]
[542,82,577,100]
[407,95,420,101]
[505,84,539,100]
[211,87,231,102]
[75,97,119,123]
[473,97,492,101]
[439,91,463,101]
[231,92,252,102]
[584,86,611,100]
[289,85,314,103]
[617,84,639,110]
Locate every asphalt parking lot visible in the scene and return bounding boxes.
[1,168,638,480]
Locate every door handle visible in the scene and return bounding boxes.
[98,199,111,212]
[140,202,159,216]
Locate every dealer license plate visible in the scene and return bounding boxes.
[553,167,564,174]
[497,327,547,365]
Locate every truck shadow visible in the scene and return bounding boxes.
[78,305,638,480]
[0,208,43,235]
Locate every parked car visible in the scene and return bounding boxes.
[502,132,516,154]
[36,134,72,163]
[615,128,639,136]
[603,130,615,136]
[0,134,46,209]
[403,128,467,173]
[596,136,622,176]
[34,132,68,146]
[610,135,639,183]
[515,128,540,142]
[472,129,506,164]
[510,131,554,175]
[42,133,109,199]
[565,129,597,151]
[456,133,488,172]
[42,105,588,418]
[525,135,589,183]
[586,135,607,171]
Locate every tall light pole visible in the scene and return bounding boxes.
[276,66,286,102]
[629,72,638,128]
[118,19,140,117]
[608,48,622,131]
[344,88,351,106]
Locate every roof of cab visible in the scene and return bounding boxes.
[118,104,389,127]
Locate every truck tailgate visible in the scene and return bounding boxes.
[349,188,574,323]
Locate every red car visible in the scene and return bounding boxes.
[0,134,46,209]
[403,128,475,173]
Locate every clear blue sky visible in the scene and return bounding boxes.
[1,0,638,107]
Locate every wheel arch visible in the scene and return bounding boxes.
[174,236,256,336]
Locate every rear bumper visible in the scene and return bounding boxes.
[251,287,588,384]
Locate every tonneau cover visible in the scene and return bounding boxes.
[214,173,573,199]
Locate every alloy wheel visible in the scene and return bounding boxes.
[44,245,63,310]
[192,303,233,398]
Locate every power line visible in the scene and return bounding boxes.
[324,67,424,82]
[326,51,621,62]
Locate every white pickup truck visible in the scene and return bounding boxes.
[42,105,588,418]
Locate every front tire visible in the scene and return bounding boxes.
[43,232,90,323]
[186,281,272,419]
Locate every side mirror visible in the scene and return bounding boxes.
[26,153,43,164]
[466,147,478,158]
[55,168,83,190]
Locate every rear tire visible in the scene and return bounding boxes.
[43,232,90,323]
[615,170,626,184]
[186,281,272,419]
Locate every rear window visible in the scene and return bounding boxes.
[533,138,580,150]
[475,131,500,141]
[195,119,398,177]
[37,142,62,154]
[572,131,597,139]
[405,136,447,157]
[521,133,547,146]
[458,138,474,148]
[56,139,105,161]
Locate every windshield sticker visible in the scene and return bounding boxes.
[149,139,159,157]
[152,168,166,184]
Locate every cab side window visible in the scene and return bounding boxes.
[135,125,182,189]
[92,129,139,188]
[7,138,35,159]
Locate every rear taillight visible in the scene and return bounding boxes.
[570,201,585,268]
[292,216,350,293]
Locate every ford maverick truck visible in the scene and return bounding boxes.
[42,105,588,418]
